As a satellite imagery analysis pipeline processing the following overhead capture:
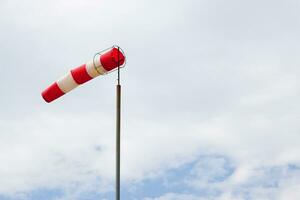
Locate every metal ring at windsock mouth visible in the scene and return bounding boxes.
[93,52,105,75]
[93,50,105,75]
[93,45,126,75]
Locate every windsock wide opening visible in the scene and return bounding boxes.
[100,47,125,72]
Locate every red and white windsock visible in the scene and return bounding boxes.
[41,46,125,103]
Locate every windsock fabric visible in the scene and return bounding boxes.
[42,47,125,103]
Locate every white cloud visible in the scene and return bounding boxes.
[0,0,300,199]
[143,193,203,200]
[0,112,115,198]
[278,185,300,200]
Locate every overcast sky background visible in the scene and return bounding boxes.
[0,0,300,199]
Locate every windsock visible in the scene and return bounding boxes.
[41,46,125,103]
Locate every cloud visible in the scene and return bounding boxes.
[139,160,300,200]
[0,112,115,199]
[0,0,300,199]
[143,193,203,200]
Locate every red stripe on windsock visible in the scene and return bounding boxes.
[71,64,93,84]
[41,82,65,103]
[100,48,125,71]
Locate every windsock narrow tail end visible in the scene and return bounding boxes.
[41,82,65,103]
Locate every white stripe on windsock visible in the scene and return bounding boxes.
[86,58,106,78]
[57,72,79,93]
[57,57,107,94]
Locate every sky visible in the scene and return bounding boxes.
[0,0,300,199]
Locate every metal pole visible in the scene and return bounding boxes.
[116,47,121,200]
[116,84,121,200]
